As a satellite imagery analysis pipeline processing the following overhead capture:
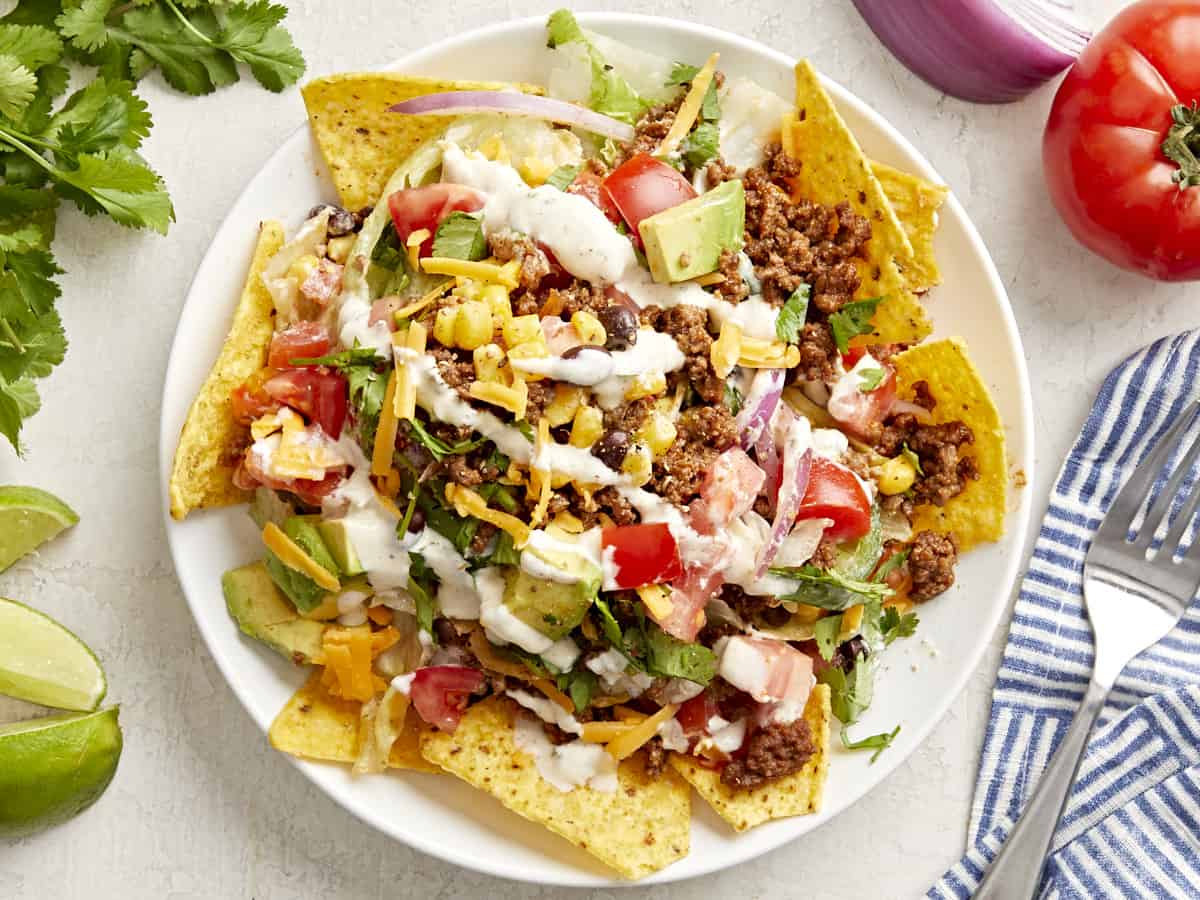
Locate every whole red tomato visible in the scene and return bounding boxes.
[1043,0,1200,281]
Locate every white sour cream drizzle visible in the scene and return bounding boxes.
[513,713,617,793]
[507,688,582,735]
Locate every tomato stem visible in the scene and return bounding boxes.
[1162,103,1200,190]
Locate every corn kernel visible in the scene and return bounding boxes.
[876,455,917,495]
[455,278,482,301]
[622,442,653,486]
[520,156,556,186]
[473,343,505,383]
[326,235,354,264]
[481,284,512,321]
[504,314,544,349]
[636,410,678,459]
[625,371,667,401]
[544,385,584,427]
[453,300,493,350]
[479,135,509,163]
[433,306,458,347]
[711,321,742,377]
[569,405,603,449]
[571,310,607,346]
[286,253,320,284]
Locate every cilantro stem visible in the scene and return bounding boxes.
[0,318,25,354]
[0,127,59,180]
[164,0,216,48]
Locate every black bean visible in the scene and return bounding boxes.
[307,203,360,236]
[561,344,611,361]
[407,507,426,533]
[592,430,630,470]
[599,304,638,351]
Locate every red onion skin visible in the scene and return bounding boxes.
[851,0,1079,103]
[389,91,635,141]
[756,447,813,579]
[736,369,785,451]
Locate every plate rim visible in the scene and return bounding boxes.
[159,11,1035,888]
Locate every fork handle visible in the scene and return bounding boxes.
[974,677,1109,900]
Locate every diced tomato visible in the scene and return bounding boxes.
[268,322,332,369]
[841,347,866,368]
[719,636,814,708]
[602,154,697,234]
[298,259,343,307]
[677,691,720,738]
[655,564,724,642]
[409,665,486,733]
[386,184,485,257]
[235,455,344,507]
[601,523,683,589]
[264,368,349,439]
[827,364,897,438]
[795,456,872,542]
[230,368,281,424]
[689,448,765,535]
[566,170,621,224]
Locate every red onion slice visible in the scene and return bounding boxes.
[736,368,784,451]
[755,414,813,579]
[755,425,781,508]
[389,91,636,142]
[851,0,1090,103]
[891,398,935,424]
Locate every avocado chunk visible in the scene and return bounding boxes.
[223,561,325,663]
[263,516,340,613]
[317,519,365,576]
[502,545,601,640]
[638,179,745,283]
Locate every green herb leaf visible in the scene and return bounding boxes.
[857,367,885,392]
[476,481,518,514]
[871,548,909,585]
[828,296,883,354]
[486,530,521,566]
[431,211,486,261]
[418,482,480,555]
[679,120,719,169]
[900,443,923,476]
[841,723,899,762]
[817,652,876,724]
[879,605,919,646]
[407,567,438,641]
[723,380,742,415]
[407,417,488,462]
[291,346,383,369]
[776,284,810,344]
[812,615,843,662]
[515,419,535,442]
[545,9,648,125]
[593,596,625,649]
[544,164,580,192]
[643,622,716,685]
[769,564,892,610]
[563,668,596,712]
[665,62,700,85]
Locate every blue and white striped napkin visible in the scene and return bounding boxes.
[929,330,1200,900]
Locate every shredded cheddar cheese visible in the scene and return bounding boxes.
[420,257,520,288]
[371,370,399,477]
[580,721,637,744]
[605,704,678,760]
[262,522,340,592]
[532,678,574,714]
[656,52,719,158]
[443,483,532,548]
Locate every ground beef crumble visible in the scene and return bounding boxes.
[641,304,724,404]
[877,411,979,508]
[428,346,475,399]
[643,737,667,778]
[487,231,551,294]
[908,530,958,601]
[721,718,816,790]
[649,405,738,505]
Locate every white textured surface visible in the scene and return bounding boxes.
[0,1,1182,897]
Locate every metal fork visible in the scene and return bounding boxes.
[975,401,1200,900]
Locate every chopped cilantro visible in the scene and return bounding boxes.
[431,211,486,261]
[776,284,811,344]
[643,622,716,685]
[486,531,521,566]
[817,651,876,724]
[545,164,580,191]
[407,417,488,462]
[857,367,886,392]
[515,419,535,441]
[879,605,919,645]
[768,564,892,610]
[841,723,900,762]
[679,120,719,168]
[593,596,624,648]
[665,62,701,85]
[828,297,884,354]
[562,668,597,713]
[723,381,743,415]
[406,557,438,641]
[476,482,518,513]
[812,614,844,662]
[871,549,910,584]
[901,443,924,475]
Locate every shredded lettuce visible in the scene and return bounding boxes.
[546,9,656,125]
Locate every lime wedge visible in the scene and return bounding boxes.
[0,598,106,711]
[0,707,122,837]
[0,486,79,572]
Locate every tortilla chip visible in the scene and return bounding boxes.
[893,338,1007,550]
[269,673,439,773]
[870,161,948,292]
[420,698,690,879]
[302,74,543,211]
[784,62,930,347]
[670,684,831,832]
[168,221,283,520]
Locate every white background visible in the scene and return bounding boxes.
[0,1,1177,897]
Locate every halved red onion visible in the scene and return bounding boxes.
[851,0,1090,103]
[389,91,635,142]
[891,398,935,424]
[736,368,784,451]
[755,412,813,578]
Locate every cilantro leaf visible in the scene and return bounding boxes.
[484,530,521,567]
[817,652,876,724]
[900,443,924,476]
[0,24,63,70]
[776,284,810,344]
[544,164,579,192]
[679,120,719,169]
[592,596,625,650]
[871,548,909,584]
[561,668,596,712]
[879,605,919,645]
[828,297,883,354]
[841,723,900,762]
[431,211,485,261]
[812,614,843,662]
[857,367,885,392]
[723,380,742,415]
[0,55,37,119]
[643,622,716,685]
[407,566,438,640]
[665,62,700,85]
[769,564,892,610]
[407,417,488,462]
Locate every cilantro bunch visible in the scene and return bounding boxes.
[0,0,305,451]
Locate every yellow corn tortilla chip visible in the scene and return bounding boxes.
[785,62,930,347]
[302,74,543,211]
[169,221,283,520]
[269,673,439,773]
[871,160,948,292]
[420,697,690,879]
[893,338,1007,550]
[670,683,831,833]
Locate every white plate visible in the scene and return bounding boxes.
[159,13,1034,887]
